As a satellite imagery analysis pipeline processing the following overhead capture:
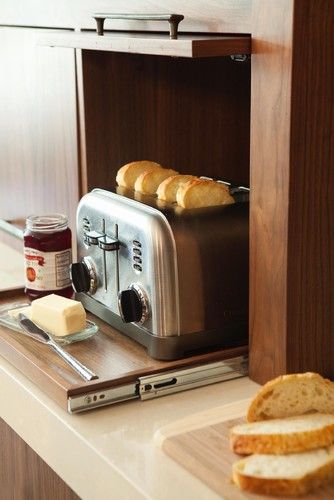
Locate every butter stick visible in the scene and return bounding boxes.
[31,294,86,337]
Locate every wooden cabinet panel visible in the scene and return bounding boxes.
[0,0,251,34]
[0,418,79,500]
[79,51,250,192]
[0,28,79,243]
[249,0,334,383]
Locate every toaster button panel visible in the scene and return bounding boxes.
[82,217,90,232]
[132,240,143,272]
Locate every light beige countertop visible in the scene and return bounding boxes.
[0,241,24,290]
[0,354,259,499]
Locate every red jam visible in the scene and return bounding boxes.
[24,214,73,301]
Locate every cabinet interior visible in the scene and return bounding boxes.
[79,50,251,192]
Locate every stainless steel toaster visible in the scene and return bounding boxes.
[70,185,249,360]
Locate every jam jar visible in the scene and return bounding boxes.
[24,214,73,301]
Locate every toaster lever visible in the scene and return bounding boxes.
[84,230,104,246]
[98,235,119,251]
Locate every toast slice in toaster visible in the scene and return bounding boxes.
[157,174,198,203]
[116,161,162,189]
[135,169,179,195]
[176,179,234,209]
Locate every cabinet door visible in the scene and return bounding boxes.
[0,28,79,243]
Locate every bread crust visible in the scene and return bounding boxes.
[247,372,334,422]
[134,169,178,194]
[116,161,161,188]
[156,174,197,202]
[233,454,334,497]
[176,179,234,209]
[231,422,334,455]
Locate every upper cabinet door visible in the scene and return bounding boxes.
[0,28,79,228]
[0,0,251,34]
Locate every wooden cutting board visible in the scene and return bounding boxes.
[156,400,334,499]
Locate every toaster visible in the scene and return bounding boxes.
[70,185,249,360]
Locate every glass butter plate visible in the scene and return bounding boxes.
[0,302,98,346]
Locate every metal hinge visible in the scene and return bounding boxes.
[230,54,249,62]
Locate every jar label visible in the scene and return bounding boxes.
[24,247,72,291]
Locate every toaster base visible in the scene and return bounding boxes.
[78,293,248,360]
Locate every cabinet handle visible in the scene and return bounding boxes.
[92,13,184,39]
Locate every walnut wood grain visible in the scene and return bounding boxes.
[79,51,250,192]
[0,0,251,34]
[0,28,79,240]
[0,418,79,500]
[249,1,334,383]
[0,291,247,409]
[286,1,334,375]
[39,32,251,59]
[249,0,293,382]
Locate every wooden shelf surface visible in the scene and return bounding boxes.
[39,31,251,58]
[0,290,247,412]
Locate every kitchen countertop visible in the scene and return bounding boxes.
[0,241,24,290]
[0,241,260,499]
[0,354,259,499]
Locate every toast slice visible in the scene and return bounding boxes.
[176,179,234,209]
[134,169,179,195]
[116,161,162,188]
[230,413,334,455]
[156,174,198,203]
[247,372,334,422]
[233,445,334,497]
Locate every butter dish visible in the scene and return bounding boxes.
[0,302,98,345]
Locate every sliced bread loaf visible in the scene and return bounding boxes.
[247,372,334,422]
[176,179,234,209]
[233,445,334,497]
[134,169,178,195]
[231,413,334,455]
[116,161,162,188]
[156,174,197,203]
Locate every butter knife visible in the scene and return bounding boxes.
[18,314,98,382]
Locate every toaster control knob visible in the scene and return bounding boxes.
[118,284,149,324]
[70,257,98,294]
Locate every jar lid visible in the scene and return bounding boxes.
[26,214,68,233]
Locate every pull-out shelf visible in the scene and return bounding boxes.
[39,31,251,58]
[0,290,248,414]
